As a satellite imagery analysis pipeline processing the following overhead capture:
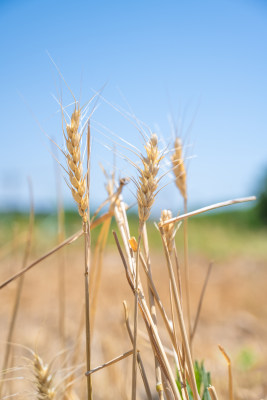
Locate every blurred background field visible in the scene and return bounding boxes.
[1,202,267,398]
[1,203,267,259]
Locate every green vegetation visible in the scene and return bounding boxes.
[256,169,267,225]
[1,205,267,260]
[177,361,211,400]
[236,347,258,371]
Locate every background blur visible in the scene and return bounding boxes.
[1,1,267,399]
[1,0,267,214]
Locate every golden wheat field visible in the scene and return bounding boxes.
[0,99,267,400]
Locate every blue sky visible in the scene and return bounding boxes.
[0,0,267,216]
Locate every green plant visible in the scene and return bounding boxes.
[177,361,211,400]
[256,168,267,225]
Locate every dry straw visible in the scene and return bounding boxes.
[218,345,234,400]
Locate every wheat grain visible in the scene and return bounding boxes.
[64,105,88,223]
[33,354,55,400]
[171,138,187,200]
[137,133,161,223]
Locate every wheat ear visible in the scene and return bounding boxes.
[171,138,187,200]
[65,106,88,223]
[137,133,160,223]
[33,354,55,400]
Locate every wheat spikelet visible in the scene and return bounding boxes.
[33,353,55,400]
[171,137,187,200]
[137,134,161,223]
[160,209,174,255]
[64,105,88,223]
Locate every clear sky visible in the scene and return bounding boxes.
[0,0,267,216]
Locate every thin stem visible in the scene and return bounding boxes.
[0,230,83,290]
[114,231,181,400]
[90,210,114,229]
[66,303,85,395]
[208,386,219,400]
[218,346,233,400]
[174,244,182,302]
[143,224,164,400]
[183,198,191,344]
[169,285,187,400]
[169,282,179,367]
[57,191,66,347]
[84,222,92,400]
[123,301,152,400]
[84,123,92,400]
[140,298,182,400]
[169,287,187,400]
[90,218,111,333]
[191,262,213,342]
[139,253,178,354]
[86,350,134,376]
[112,196,180,398]
[159,227,200,400]
[160,196,256,227]
[132,223,143,400]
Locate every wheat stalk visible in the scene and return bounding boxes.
[159,197,257,226]
[208,386,219,400]
[218,345,234,400]
[62,103,92,400]
[159,225,200,400]
[113,231,182,399]
[142,225,164,400]
[122,301,152,400]
[171,137,191,341]
[132,133,162,400]
[0,230,83,290]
